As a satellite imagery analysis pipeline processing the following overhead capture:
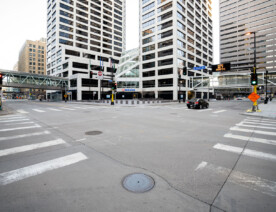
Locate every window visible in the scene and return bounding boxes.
[158,39,172,48]
[142,53,155,61]
[157,2,172,13]
[142,27,155,36]
[158,58,173,66]
[143,35,155,44]
[142,2,155,13]
[142,19,155,29]
[158,48,173,57]
[158,30,172,39]
[143,44,155,53]
[142,10,155,21]
[143,62,155,69]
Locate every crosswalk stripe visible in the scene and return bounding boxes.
[224,133,276,146]
[230,126,276,136]
[72,107,86,109]
[236,123,276,130]
[0,131,51,141]
[0,152,88,186]
[47,108,62,111]
[242,121,276,126]
[213,110,227,114]
[0,119,29,123]
[195,161,276,197]
[0,115,24,120]
[244,119,276,124]
[198,109,213,112]
[245,118,276,123]
[5,122,34,126]
[213,143,276,161]
[32,109,45,113]
[0,139,66,157]
[17,110,29,114]
[61,107,76,111]
[0,124,41,132]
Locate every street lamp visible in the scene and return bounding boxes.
[246,31,259,112]
[110,57,115,105]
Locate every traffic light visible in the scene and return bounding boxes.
[90,71,93,78]
[0,74,2,85]
[183,67,187,75]
[251,73,258,85]
[112,82,117,90]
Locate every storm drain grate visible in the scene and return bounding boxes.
[85,131,102,135]
[122,173,155,193]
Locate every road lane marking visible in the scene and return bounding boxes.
[0,152,88,186]
[0,115,25,120]
[76,138,86,142]
[197,109,213,112]
[245,118,276,123]
[0,131,51,141]
[5,122,34,126]
[195,161,276,197]
[230,126,276,136]
[0,119,29,123]
[0,139,66,157]
[32,109,45,113]
[213,110,227,114]
[0,124,41,132]
[242,121,276,126]
[236,123,276,130]
[213,143,276,161]
[17,110,29,114]
[195,161,208,171]
[47,108,62,111]
[224,133,276,146]
[61,107,76,111]
[72,107,87,109]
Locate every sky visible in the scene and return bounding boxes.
[0,0,219,70]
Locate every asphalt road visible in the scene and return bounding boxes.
[0,100,275,212]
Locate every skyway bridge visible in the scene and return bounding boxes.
[0,69,68,90]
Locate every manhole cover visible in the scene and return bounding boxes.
[122,173,155,193]
[85,131,102,135]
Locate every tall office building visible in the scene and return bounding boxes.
[140,0,213,100]
[46,0,126,100]
[18,38,46,75]
[220,0,276,71]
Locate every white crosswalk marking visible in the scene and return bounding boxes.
[72,107,86,109]
[61,107,76,111]
[0,124,41,132]
[224,133,276,146]
[32,109,45,113]
[0,131,51,141]
[5,122,34,126]
[242,121,276,126]
[213,110,227,114]
[47,108,62,111]
[230,126,276,136]
[0,152,88,186]
[17,110,29,114]
[0,119,29,123]
[0,139,66,157]
[198,109,213,112]
[195,161,276,197]
[0,116,25,120]
[236,123,276,130]
[246,117,276,122]
[213,143,276,161]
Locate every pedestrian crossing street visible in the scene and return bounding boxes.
[195,117,276,198]
[0,114,88,186]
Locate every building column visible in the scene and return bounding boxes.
[77,76,82,101]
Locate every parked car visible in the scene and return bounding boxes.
[187,98,209,109]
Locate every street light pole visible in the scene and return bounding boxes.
[110,57,115,105]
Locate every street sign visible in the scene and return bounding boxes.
[212,63,231,72]
[248,92,260,102]
[98,71,104,80]
[193,66,206,70]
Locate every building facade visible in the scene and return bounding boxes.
[140,0,213,100]
[17,38,47,98]
[46,0,126,100]
[18,38,46,75]
[220,0,276,71]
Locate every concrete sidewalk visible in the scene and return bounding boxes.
[244,100,276,119]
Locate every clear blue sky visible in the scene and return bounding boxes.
[0,0,219,70]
